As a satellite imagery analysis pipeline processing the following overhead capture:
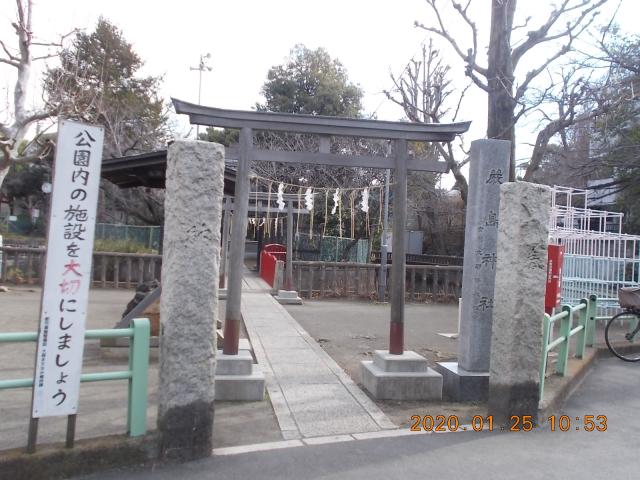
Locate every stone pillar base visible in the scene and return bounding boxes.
[214,350,265,401]
[434,361,489,402]
[158,400,215,461]
[274,289,303,305]
[361,350,442,400]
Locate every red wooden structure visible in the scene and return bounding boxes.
[260,244,286,287]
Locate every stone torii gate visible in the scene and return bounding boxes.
[173,98,470,399]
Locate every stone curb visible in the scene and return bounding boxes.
[0,433,159,480]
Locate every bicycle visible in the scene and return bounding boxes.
[605,287,640,362]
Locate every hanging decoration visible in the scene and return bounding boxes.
[266,182,273,239]
[323,190,329,237]
[304,188,314,211]
[305,188,314,239]
[331,188,340,215]
[361,187,370,234]
[338,190,343,238]
[349,190,356,239]
[277,183,285,211]
[360,187,369,213]
[296,188,302,238]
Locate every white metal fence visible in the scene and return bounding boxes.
[550,186,640,315]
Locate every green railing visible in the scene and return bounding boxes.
[0,318,150,437]
[540,295,597,399]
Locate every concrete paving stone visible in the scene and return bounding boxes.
[281,384,380,436]
[252,327,302,338]
[265,349,323,365]
[239,271,394,438]
[258,335,313,350]
[271,363,341,385]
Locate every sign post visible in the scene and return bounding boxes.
[545,244,565,315]
[29,120,104,451]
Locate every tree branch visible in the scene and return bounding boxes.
[511,0,608,68]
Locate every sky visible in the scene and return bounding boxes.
[1,0,638,186]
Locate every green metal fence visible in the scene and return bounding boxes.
[95,223,162,250]
[0,318,150,438]
[540,295,597,399]
[295,233,369,263]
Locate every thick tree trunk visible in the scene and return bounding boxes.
[487,0,517,181]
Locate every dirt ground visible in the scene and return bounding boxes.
[286,299,487,426]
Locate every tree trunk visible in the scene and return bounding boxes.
[0,164,10,192]
[487,0,517,181]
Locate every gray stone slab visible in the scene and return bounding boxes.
[265,349,328,365]
[434,361,490,402]
[281,384,380,437]
[240,271,395,436]
[489,182,551,425]
[258,335,312,350]
[158,140,224,460]
[271,363,340,385]
[458,139,511,373]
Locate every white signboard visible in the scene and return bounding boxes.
[32,120,104,418]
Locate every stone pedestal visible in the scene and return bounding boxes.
[361,350,442,400]
[274,289,303,305]
[442,139,510,401]
[158,140,224,460]
[434,362,489,402]
[215,350,265,401]
[488,182,551,426]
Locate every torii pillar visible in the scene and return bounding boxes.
[360,139,443,400]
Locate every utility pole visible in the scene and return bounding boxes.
[377,168,391,302]
[190,53,212,138]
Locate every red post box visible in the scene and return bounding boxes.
[545,244,564,314]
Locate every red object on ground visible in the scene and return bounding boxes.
[260,243,286,287]
[545,244,564,314]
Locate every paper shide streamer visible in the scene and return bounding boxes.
[277,183,285,211]
[331,188,340,215]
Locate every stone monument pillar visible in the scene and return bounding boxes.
[489,182,551,425]
[435,139,511,401]
[158,140,224,460]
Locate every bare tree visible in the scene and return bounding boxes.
[384,40,471,203]
[417,0,610,180]
[0,0,75,189]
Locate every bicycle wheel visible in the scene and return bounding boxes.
[605,311,640,362]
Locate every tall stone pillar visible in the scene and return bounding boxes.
[435,139,510,401]
[158,140,225,460]
[489,182,551,425]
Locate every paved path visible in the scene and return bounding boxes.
[239,271,395,439]
[81,357,639,480]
